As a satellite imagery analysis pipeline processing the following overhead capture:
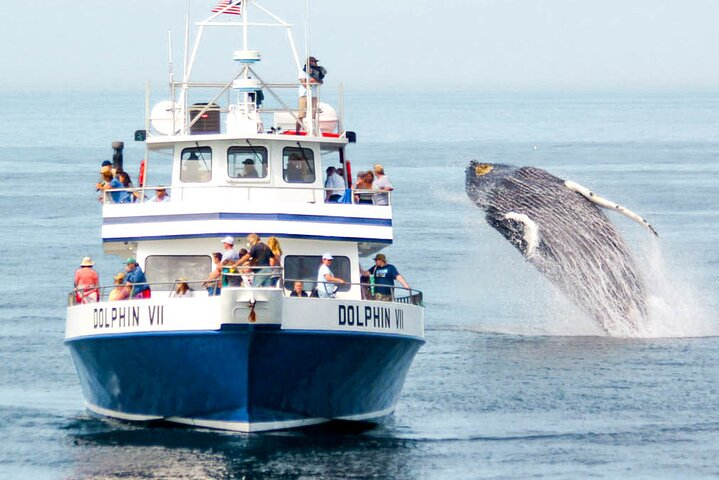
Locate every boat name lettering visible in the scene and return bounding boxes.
[92,305,165,329]
[337,305,404,330]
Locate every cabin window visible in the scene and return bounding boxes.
[180,147,212,183]
[228,146,268,179]
[145,255,211,289]
[282,147,315,183]
[283,255,350,292]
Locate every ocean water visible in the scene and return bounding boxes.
[0,90,718,479]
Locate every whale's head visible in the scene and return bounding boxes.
[465,161,515,209]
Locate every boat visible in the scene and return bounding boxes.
[64,0,425,433]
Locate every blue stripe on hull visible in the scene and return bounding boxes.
[66,327,423,428]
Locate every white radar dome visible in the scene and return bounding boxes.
[150,100,184,136]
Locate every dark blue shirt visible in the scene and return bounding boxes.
[369,264,400,295]
[125,265,149,296]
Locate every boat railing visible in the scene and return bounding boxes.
[102,184,391,206]
[282,278,423,306]
[68,273,422,307]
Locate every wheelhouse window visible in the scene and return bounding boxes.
[180,147,212,183]
[283,255,350,292]
[282,147,315,183]
[228,146,268,179]
[145,255,211,289]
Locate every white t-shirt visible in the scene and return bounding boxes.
[373,174,393,205]
[325,172,346,196]
[298,71,320,97]
[221,249,239,263]
[317,264,336,298]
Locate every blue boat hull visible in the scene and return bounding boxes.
[66,325,423,431]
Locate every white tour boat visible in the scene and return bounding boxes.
[65,0,425,433]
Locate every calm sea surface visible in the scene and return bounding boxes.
[0,90,717,479]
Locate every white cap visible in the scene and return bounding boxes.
[322,253,334,260]
[222,236,235,245]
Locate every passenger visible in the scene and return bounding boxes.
[290,280,308,297]
[115,171,137,203]
[267,236,283,286]
[241,158,260,178]
[360,253,410,302]
[360,268,371,300]
[74,256,100,304]
[237,248,253,286]
[354,170,375,205]
[296,56,325,132]
[234,234,273,287]
[316,253,345,298]
[285,154,307,182]
[99,171,122,203]
[222,259,243,287]
[372,164,393,206]
[124,257,151,299]
[203,252,223,296]
[171,278,193,298]
[324,166,346,203]
[150,186,170,203]
[96,161,113,197]
[109,272,130,301]
[221,236,239,263]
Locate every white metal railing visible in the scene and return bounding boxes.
[102,184,391,206]
[68,273,422,307]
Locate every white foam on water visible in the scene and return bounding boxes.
[634,239,718,338]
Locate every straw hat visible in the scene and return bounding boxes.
[80,256,95,267]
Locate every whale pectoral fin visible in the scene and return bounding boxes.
[564,180,659,237]
[486,210,540,258]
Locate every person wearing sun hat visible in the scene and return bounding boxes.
[360,253,409,302]
[124,257,151,299]
[109,272,130,301]
[74,257,100,304]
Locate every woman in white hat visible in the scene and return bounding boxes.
[74,257,100,304]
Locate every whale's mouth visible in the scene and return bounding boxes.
[474,164,494,177]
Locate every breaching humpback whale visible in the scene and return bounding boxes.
[465,161,657,335]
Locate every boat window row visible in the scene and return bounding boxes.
[145,254,351,293]
[180,146,316,184]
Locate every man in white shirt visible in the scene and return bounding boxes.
[324,166,346,203]
[220,236,239,263]
[316,253,345,298]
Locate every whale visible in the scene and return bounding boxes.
[465,161,657,335]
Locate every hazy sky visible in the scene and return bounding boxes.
[1,0,718,92]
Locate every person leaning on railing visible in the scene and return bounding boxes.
[360,253,410,302]
[124,257,151,299]
[74,257,100,304]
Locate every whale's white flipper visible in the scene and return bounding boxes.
[564,180,658,236]
[505,212,540,258]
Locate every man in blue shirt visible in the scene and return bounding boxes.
[124,258,151,299]
[361,253,410,301]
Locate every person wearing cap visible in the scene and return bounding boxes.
[361,253,409,302]
[109,272,130,301]
[316,253,345,298]
[372,164,393,206]
[220,236,239,263]
[241,158,260,178]
[124,257,151,299]
[74,257,100,304]
[150,186,170,203]
[296,56,326,132]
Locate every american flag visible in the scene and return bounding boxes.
[211,0,242,15]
